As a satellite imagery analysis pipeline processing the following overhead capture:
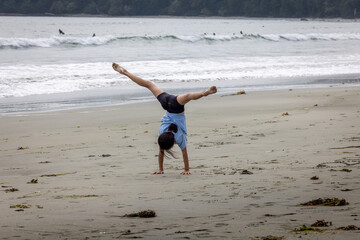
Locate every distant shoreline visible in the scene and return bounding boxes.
[0,13,358,22]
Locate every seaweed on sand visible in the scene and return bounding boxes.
[17,146,28,150]
[10,204,30,209]
[5,188,18,193]
[241,170,253,175]
[340,168,352,172]
[236,90,246,95]
[300,198,349,206]
[311,220,332,227]
[294,225,325,233]
[337,225,360,230]
[123,210,156,218]
[27,179,38,184]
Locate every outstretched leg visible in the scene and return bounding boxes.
[112,63,164,98]
[177,86,217,105]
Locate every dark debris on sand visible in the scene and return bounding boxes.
[5,188,19,193]
[340,188,352,192]
[300,198,349,206]
[123,210,156,218]
[100,154,111,157]
[241,170,253,175]
[10,204,30,209]
[252,236,284,240]
[337,225,360,230]
[340,168,352,172]
[39,161,51,164]
[27,179,38,184]
[294,225,325,233]
[17,146,29,150]
[311,220,332,227]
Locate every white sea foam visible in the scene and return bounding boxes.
[261,34,280,41]
[1,54,360,98]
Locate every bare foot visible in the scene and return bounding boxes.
[203,86,217,96]
[112,62,127,74]
[152,170,164,175]
[180,171,191,175]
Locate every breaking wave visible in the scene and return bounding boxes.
[0,35,117,49]
[1,32,360,49]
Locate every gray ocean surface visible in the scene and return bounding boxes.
[0,16,360,114]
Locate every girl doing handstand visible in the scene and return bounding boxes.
[112,63,217,175]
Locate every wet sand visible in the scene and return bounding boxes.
[1,87,359,239]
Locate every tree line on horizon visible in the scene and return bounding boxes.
[1,0,359,18]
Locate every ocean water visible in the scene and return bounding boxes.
[0,16,360,113]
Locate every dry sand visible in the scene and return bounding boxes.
[0,87,359,239]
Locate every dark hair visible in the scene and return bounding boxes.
[158,132,175,150]
[168,123,178,133]
[158,124,178,158]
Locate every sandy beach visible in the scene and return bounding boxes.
[1,86,359,239]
